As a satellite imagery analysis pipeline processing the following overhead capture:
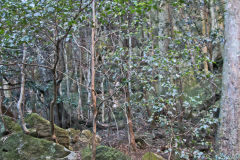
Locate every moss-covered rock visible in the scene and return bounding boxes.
[82,129,92,139]
[76,129,101,149]
[67,128,81,143]
[25,113,70,148]
[142,152,166,160]
[81,145,130,160]
[0,132,75,160]
[2,116,21,133]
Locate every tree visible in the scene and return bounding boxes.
[217,0,240,158]
[91,0,98,159]
[16,42,30,134]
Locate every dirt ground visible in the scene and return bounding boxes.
[98,123,168,160]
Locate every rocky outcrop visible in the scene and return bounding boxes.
[0,132,76,160]
[25,113,70,149]
[2,116,21,133]
[0,114,129,160]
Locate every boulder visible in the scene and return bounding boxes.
[70,129,102,150]
[67,128,81,143]
[2,116,21,133]
[25,113,70,148]
[142,152,166,160]
[0,132,76,160]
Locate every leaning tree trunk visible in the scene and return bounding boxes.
[217,0,240,158]
[16,42,29,134]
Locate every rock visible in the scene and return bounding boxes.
[75,129,102,150]
[135,135,148,149]
[67,128,81,143]
[82,129,92,139]
[142,152,166,160]
[25,113,70,148]
[0,132,76,160]
[2,116,21,133]
[81,145,130,160]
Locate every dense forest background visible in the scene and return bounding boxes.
[0,0,235,159]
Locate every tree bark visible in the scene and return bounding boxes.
[16,43,29,134]
[201,0,209,74]
[101,77,105,123]
[91,1,98,159]
[50,38,62,142]
[0,83,9,133]
[125,86,137,152]
[75,51,83,120]
[217,0,240,157]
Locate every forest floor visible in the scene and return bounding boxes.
[98,121,168,160]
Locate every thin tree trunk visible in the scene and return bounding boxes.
[50,69,58,141]
[144,89,151,118]
[50,38,62,142]
[201,0,209,74]
[16,43,29,134]
[126,10,137,152]
[2,79,11,98]
[0,83,8,133]
[73,34,84,120]
[87,46,92,120]
[101,77,105,123]
[91,1,97,159]
[110,107,119,138]
[59,83,64,128]
[125,85,137,152]
[210,0,221,64]
[64,45,70,106]
[75,51,83,120]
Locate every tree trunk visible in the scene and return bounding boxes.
[64,45,70,111]
[75,51,83,120]
[217,0,240,157]
[125,10,137,152]
[2,78,11,98]
[201,0,209,74]
[50,38,62,143]
[0,83,8,133]
[87,45,92,120]
[101,77,105,123]
[16,42,29,134]
[125,85,137,152]
[91,1,98,159]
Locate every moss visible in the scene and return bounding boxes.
[142,152,166,160]
[67,128,81,143]
[25,113,70,148]
[68,128,81,137]
[0,132,71,160]
[82,129,92,139]
[2,116,21,133]
[81,145,130,160]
